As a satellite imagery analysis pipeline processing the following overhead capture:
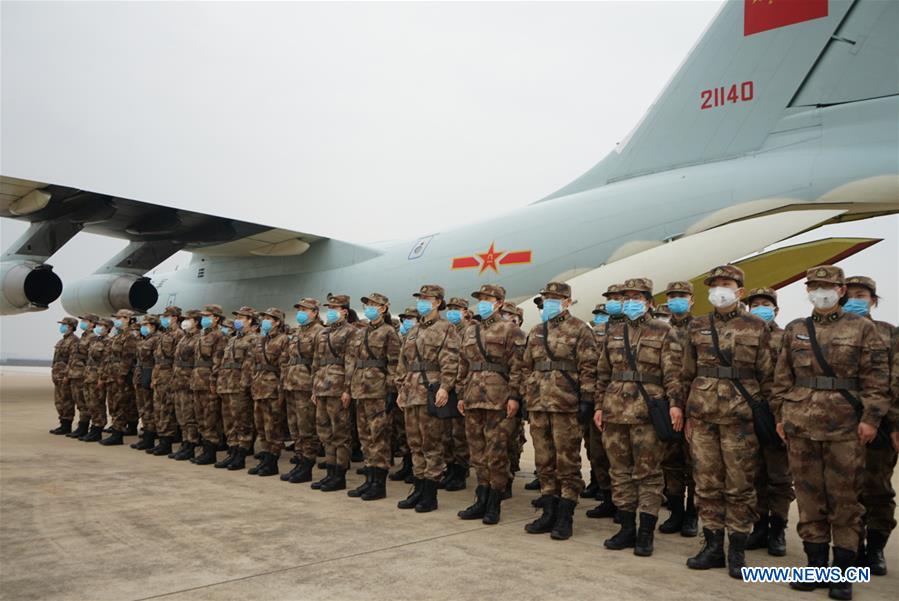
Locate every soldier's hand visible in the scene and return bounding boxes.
[435,387,449,407]
[506,399,519,419]
[858,422,876,445]
[891,431,899,453]
[776,422,787,445]
[593,410,603,432]
[341,392,351,408]
[457,399,465,416]
[670,407,684,432]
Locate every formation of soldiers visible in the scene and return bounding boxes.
[49,265,897,600]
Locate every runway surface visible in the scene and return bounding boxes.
[1,367,896,601]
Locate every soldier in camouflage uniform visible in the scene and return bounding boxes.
[455,285,525,524]
[522,281,597,540]
[772,266,890,599]
[683,265,772,578]
[82,318,113,442]
[594,278,684,557]
[215,306,258,470]
[441,296,473,491]
[841,275,897,576]
[131,315,161,450]
[500,300,528,498]
[246,308,290,476]
[99,309,139,445]
[395,284,460,512]
[584,301,617,520]
[65,313,99,439]
[50,317,79,435]
[344,292,401,500]
[311,294,358,491]
[280,299,324,483]
[659,281,698,537]
[146,306,185,457]
[389,306,418,483]
[169,309,200,461]
[189,304,227,465]
[743,287,793,556]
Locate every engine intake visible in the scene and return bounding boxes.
[0,260,63,315]
[61,273,158,317]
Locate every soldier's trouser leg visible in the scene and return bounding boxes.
[135,387,155,432]
[404,405,446,480]
[285,391,298,449]
[254,397,269,453]
[788,436,865,550]
[392,407,409,456]
[465,408,512,490]
[70,380,90,424]
[221,392,235,446]
[111,382,133,431]
[286,390,317,460]
[588,421,612,490]
[662,440,692,498]
[228,390,253,449]
[328,396,351,469]
[54,381,75,421]
[349,400,360,453]
[196,390,222,446]
[603,422,665,516]
[507,418,523,474]
[358,398,391,470]
[530,411,584,501]
[860,444,897,535]
[88,384,108,428]
[756,442,794,518]
[690,419,759,534]
[155,384,178,438]
[261,394,287,456]
[356,397,374,466]
[122,385,138,427]
[441,418,454,465]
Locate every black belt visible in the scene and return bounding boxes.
[73,353,88,361]
[258,364,279,373]
[356,359,387,369]
[156,359,173,367]
[470,361,508,375]
[534,360,576,372]
[697,366,756,380]
[320,358,343,366]
[195,360,213,368]
[795,376,860,391]
[288,357,313,366]
[137,360,155,367]
[410,361,440,372]
[611,370,662,385]
[223,362,243,369]
[175,361,194,368]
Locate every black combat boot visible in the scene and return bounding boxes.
[634,512,658,556]
[482,488,502,525]
[864,529,888,576]
[171,441,195,461]
[525,496,559,534]
[100,429,124,446]
[151,436,173,456]
[397,478,423,509]
[361,467,388,501]
[347,468,373,497]
[727,531,749,579]
[192,441,217,465]
[604,510,637,550]
[172,427,183,443]
[686,528,726,569]
[551,498,576,540]
[767,514,787,557]
[311,464,334,489]
[125,422,139,436]
[790,541,830,591]
[458,485,489,520]
[248,452,269,475]
[581,473,599,499]
[227,447,248,471]
[256,453,279,477]
[290,454,300,465]
[288,458,315,483]
[215,446,236,469]
[67,420,89,438]
[524,476,540,491]
[445,464,468,492]
[586,489,617,519]
[132,430,155,450]
[351,445,364,463]
[829,547,855,600]
[81,425,102,442]
[681,487,698,537]
[658,494,684,534]
[414,479,439,513]
[321,466,347,491]
[502,479,512,500]
[438,464,454,489]
[389,454,412,482]
[281,461,302,481]
[746,516,769,550]
[50,419,73,435]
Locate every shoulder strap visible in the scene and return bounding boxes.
[709,312,760,409]
[622,322,655,409]
[474,323,493,363]
[325,329,338,358]
[542,320,581,395]
[805,317,863,420]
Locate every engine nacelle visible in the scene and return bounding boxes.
[0,260,63,315]
[61,273,158,317]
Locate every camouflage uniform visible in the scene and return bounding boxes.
[66,314,98,435]
[586,303,613,498]
[85,319,114,431]
[191,305,227,451]
[218,306,257,453]
[166,312,196,444]
[104,310,138,434]
[133,317,160,445]
[441,297,473,488]
[389,307,416,482]
[499,301,527,483]
[51,317,79,428]
[250,308,291,456]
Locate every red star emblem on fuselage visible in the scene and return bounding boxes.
[477,242,504,274]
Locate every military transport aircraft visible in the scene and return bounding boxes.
[2,0,897,326]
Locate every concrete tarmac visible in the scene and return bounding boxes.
[1,368,896,601]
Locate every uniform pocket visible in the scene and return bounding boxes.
[636,338,662,365]
[733,334,759,364]
[607,342,626,366]
[829,340,861,367]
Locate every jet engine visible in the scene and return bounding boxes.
[0,260,63,315]
[61,273,158,317]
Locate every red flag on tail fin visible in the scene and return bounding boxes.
[744,0,828,36]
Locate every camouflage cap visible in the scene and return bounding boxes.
[500,301,523,318]
[57,316,78,326]
[260,307,285,321]
[293,298,319,311]
[142,315,160,326]
[112,309,135,319]
[97,317,114,328]
[183,309,201,319]
[620,277,653,294]
[471,284,506,301]
[326,293,350,307]
[666,281,694,295]
[361,292,390,307]
[162,305,183,317]
[654,304,672,317]
[703,264,745,287]
[77,313,100,322]
[539,281,571,299]
[399,306,418,319]
[601,283,623,298]
[200,304,225,318]
[221,318,234,329]
[413,284,446,299]
[592,303,607,315]
[845,275,877,294]
[446,297,470,310]
[745,287,778,306]
[805,265,844,286]
[232,305,257,318]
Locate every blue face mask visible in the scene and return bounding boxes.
[260,319,273,334]
[59,323,70,334]
[113,319,123,329]
[541,299,563,322]
[593,314,609,325]
[667,297,690,315]
[233,319,245,331]
[201,316,213,329]
[622,299,647,321]
[363,306,380,321]
[605,300,623,316]
[140,325,151,337]
[220,327,231,336]
[295,311,308,325]
[160,316,171,330]
[326,309,340,324]
[750,306,775,322]
[842,298,870,316]
[93,326,105,336]
[400,319,415,335]
[416,300,433,316]
[79,320,89,331]
[477,300,495,319]
[446,309,462,324]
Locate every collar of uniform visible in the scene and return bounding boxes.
[483,313,501,327]
[548,310,570,325]
[420,311,440,327]
[714,306,741,322]
[328,319,346,329]
[609,315,624,323]
[812,307,843,323]
[627,313,651,327]
[367,317,386,329]
[670,314,692,327]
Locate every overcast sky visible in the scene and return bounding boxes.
[1,1,896,359]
